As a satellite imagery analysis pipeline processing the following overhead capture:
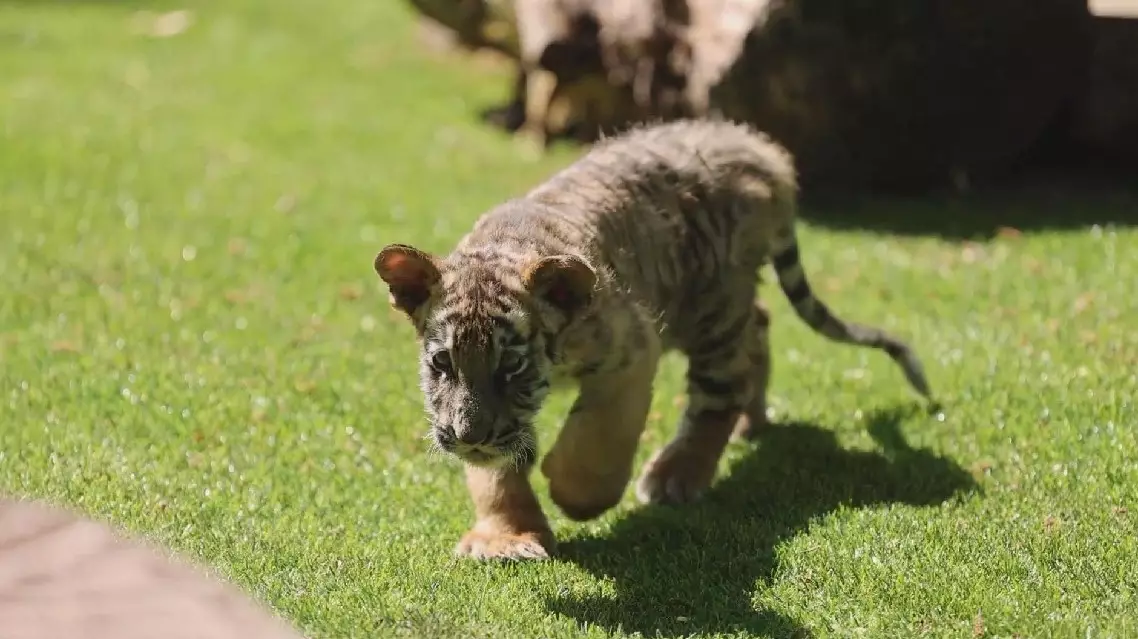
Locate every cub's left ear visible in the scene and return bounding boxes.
[523,254,596,315]
[374,244,441,317]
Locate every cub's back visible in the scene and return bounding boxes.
[453,119,799,319]
[528,119,799,311]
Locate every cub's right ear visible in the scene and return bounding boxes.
[374,244,441,317]
[522,254,596,316]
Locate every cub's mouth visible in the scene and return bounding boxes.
[435,428,536,469]
[455,442,536,468]
[457,447,505,467]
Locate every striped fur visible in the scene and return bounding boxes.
[375,119,933,557]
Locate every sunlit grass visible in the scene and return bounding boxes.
[2,1,1136,637]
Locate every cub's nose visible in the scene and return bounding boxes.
[435,422,491,450]
[456,422,492,446]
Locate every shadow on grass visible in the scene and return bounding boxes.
[800,174,1138,241]
[546,408,978,638]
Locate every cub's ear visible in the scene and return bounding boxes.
[523,254,596,315]
[374,244,441,316]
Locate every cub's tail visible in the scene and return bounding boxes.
[769,228,935,402]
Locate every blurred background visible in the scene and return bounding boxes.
[410,0,1137,194]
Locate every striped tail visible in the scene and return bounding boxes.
[769,229,935,402]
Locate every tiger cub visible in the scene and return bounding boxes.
[374,119,934,560]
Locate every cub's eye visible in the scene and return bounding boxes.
[500,349,528,378]
[428,349,452,375]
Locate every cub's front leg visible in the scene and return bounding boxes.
[455,464,556,561]
[541,330,661,521]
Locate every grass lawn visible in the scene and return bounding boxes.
[2,1,1136,637]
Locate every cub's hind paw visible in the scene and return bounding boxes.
[454,528,555,561]
[634,444,718,505]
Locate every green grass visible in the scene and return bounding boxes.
[2,1,1136,637]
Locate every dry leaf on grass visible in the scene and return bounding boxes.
[1043,515,1061,532]
[1073,293,1095,314]
[274,194,297,214]
[969,460,994,479]
[339,284,363,301]
[50,340,81,354]
[132,10,195,38]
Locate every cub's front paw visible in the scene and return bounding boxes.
[454,527,555,561]
[634,443,718,505]
[542,452,629,522]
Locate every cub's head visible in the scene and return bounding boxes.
[373,243,596,468]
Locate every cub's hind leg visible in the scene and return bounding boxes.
[541,326,662,521]
[636,294,756,505]
[733,300,773,441]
